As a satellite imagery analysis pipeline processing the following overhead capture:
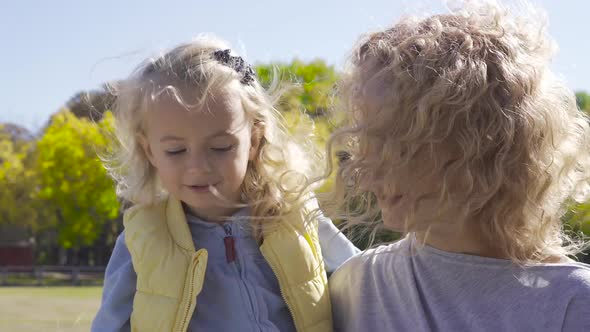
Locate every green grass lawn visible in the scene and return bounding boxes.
[0,286,102,332]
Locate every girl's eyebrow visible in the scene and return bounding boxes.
[159,131,235,143]
[160,135,184,142]
[206,131,234,139]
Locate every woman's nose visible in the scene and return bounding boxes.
[359,177,383,197]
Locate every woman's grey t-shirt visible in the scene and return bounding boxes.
[330,235,590,332]
[91,208,359,332]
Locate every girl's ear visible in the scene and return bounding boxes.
[137,133,156,166]
[248,124,264,161]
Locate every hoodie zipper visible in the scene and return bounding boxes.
[223,224,239,270]
[223,223,264,329]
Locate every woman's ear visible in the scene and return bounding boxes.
[249,123,264,161]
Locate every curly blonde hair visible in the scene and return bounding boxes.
[105,36,322,239]
[324,1,590,263]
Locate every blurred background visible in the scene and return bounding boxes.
[1,0,589,331]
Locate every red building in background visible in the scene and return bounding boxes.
[0,224,34,266]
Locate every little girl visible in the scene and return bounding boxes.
[91,36,358,332]
[326,1,590,331]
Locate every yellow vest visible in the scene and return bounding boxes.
[123,196,333,332]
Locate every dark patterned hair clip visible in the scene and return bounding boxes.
[212,49,256,85]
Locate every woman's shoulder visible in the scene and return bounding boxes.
[553,262,590,329]
[329,237,410,288]
[546,261,590,290]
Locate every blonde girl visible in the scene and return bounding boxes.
[91,36,358,332]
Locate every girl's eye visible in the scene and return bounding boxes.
[165,149,186,155]
[211,145,234,152]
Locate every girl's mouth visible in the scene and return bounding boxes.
[187,184,212,192]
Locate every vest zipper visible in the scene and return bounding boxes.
[263,249,302,332]
[180,254,202,331]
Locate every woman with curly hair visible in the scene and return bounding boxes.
[326,1,590,330]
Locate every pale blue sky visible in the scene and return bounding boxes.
[1,0,588,132]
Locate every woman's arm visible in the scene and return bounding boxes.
[317,212,360,274]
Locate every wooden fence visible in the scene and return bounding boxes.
[0,265,106,286]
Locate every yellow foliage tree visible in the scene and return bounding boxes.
[0,126,38,228]
[34,110,119,249]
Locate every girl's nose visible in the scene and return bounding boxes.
[187,152,213,174]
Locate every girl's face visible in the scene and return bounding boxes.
[140,81,260,220]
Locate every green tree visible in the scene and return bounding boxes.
[65,85,116,121]
[256,59,337,117]
[576,91,590,111]
[563,202,590,234]
[256,60,339,192]
[34,110,119,250]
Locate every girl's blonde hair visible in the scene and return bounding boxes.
[105,36,322,238]
[324,0,590,263]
